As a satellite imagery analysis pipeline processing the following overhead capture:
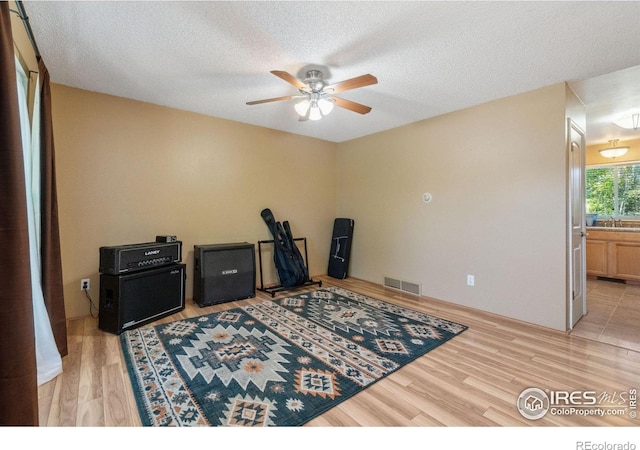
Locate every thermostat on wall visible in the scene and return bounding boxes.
[422,192,433,203]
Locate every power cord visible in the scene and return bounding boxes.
[83,287,99,319]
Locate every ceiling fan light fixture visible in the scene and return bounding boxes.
[294,99,310,116]
[599,139,629,158]
[613,113,640,131]
[308,100,323,121]
[296,96,333,120]
[318,98,334,115]
[248,69,377,121]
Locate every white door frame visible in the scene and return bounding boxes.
[568,118,587,329]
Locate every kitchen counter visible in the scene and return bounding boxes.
[587,226,640,233]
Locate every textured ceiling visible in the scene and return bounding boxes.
[22,1,640,144]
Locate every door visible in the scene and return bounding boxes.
[569,119,586,328]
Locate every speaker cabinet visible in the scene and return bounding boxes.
[193,242,256,307]
[99,263,186,334]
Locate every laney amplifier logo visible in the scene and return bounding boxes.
[144,250,161,256]
[222,269,238,275]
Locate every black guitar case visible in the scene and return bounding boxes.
[328,218,354,279]
[261,208,307,287]
[283,220,309,282]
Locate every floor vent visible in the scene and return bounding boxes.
[384,276,421,296]
[383,277,402,290]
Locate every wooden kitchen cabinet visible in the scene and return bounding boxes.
[586,229,640,281]
[586,239,608,276]
[610,242,640,281]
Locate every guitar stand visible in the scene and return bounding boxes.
[257,237,322,297]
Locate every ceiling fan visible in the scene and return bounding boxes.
[246,70,378,121]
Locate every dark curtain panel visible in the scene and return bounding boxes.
[38,57,67,357]
[0,2,39,426]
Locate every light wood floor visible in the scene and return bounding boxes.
[38,275,640,427]
[571,277,640,352]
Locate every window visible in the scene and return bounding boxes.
[586,163,640,217]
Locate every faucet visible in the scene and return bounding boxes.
[608,217,623,227]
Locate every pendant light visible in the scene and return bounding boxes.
[599,139,629,158]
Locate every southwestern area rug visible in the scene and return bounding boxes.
[120,286,467,426]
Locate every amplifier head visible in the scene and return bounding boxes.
[99,240,182,274]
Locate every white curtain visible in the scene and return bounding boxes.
[15,56,62,385]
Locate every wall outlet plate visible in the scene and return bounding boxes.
[467,275,475,286]
[81,278,90,290]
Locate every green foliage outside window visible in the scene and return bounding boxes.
[586,164,640,217]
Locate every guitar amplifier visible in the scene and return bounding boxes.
[193,243,256,306]
[99,241,182,274]
[98,263,186,334]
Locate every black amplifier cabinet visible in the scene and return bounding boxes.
[193,243,256,307]
[99,241,182,275]
[99,263,186,334]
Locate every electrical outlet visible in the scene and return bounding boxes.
[467,275,475,286]
[81,278,90,291]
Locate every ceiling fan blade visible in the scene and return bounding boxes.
[271,70,307,90]
[246,95,298,105]
[325,74,377,94]
[332,97,372,115]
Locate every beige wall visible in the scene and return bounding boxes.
[50,83,580,330]
[51,85,337,318]
[336,83,576,331]
[586,137,640,166]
